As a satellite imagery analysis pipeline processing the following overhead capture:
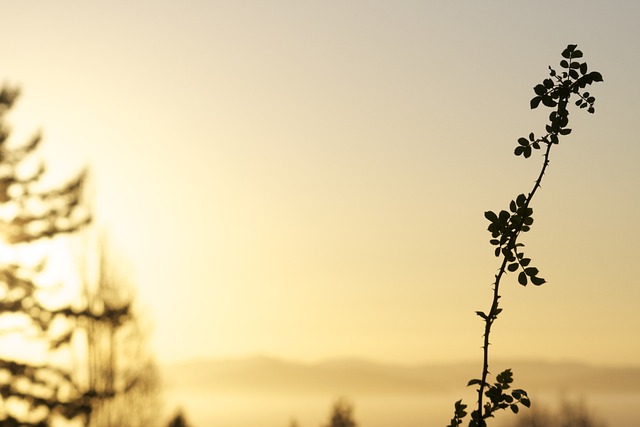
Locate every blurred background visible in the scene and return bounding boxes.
[0,1,637,426]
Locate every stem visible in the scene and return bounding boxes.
[475,140,554,424]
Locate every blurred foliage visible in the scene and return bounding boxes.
[0,84,92,425]
[166,408,192,427]
[507,400,607,427]
[324,398,357,427]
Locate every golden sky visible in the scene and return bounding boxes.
[1,1,638,366]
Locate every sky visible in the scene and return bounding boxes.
[0,1,638,366]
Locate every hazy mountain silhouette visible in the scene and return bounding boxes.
[162,356,640,396]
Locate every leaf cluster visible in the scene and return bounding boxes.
[484,195,544,287]
[448,370,530,427]
[468,370,530,426]
[517,44,602,159]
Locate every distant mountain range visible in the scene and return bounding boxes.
[161,356,640,396]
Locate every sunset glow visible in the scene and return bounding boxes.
[0,1,638,372]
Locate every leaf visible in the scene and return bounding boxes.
[533,84,546,95]
[541,96,557,107]
[510,404,519,414]
[518,271,528,286]
[507,263,519,272]
[484,211,498,222]
[589,71,604,82]
[517,137,529,146]
[560,59,569,68]
[516,194,526,207]
[531,276,546,286]
[524,267,539,276]
[521,398,531,408]
[530,96,542,109]
[467,379,485,387]
[523,146,532,158]
[580,62,588,75]
[476,311,488,320]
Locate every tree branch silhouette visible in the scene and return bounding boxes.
[447,44,603,427]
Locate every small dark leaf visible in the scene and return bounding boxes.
[524,267,539,276]
[516,194,526,207]
[475,311,488,320]
[510,404,519,414]
[533,84,546,96]
[569,69,579,79]
[468,379,485,387]
[541,96,557,107]
[531,276,546,286]
[530,96,542,109]
[507,263,519,272]
[580,62,588,75]
[484,211,498,222]
[518,137,529,146]
[528,132,534,141]
[560,59,569,68]
[518,272,528,286]
[514,146,524,156]
[509,200,517,212]
[521,398,531,408]
[523,146,532,158]
[589,71,604,82]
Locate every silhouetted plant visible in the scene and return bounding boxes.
[324,398,357,427]
[0,85,92,425]
[79,237,162,427]
[447,44,603,427]
[507,399,607,427]
[166,408,191,427]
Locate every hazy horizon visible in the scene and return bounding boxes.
[160,357,640,427]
